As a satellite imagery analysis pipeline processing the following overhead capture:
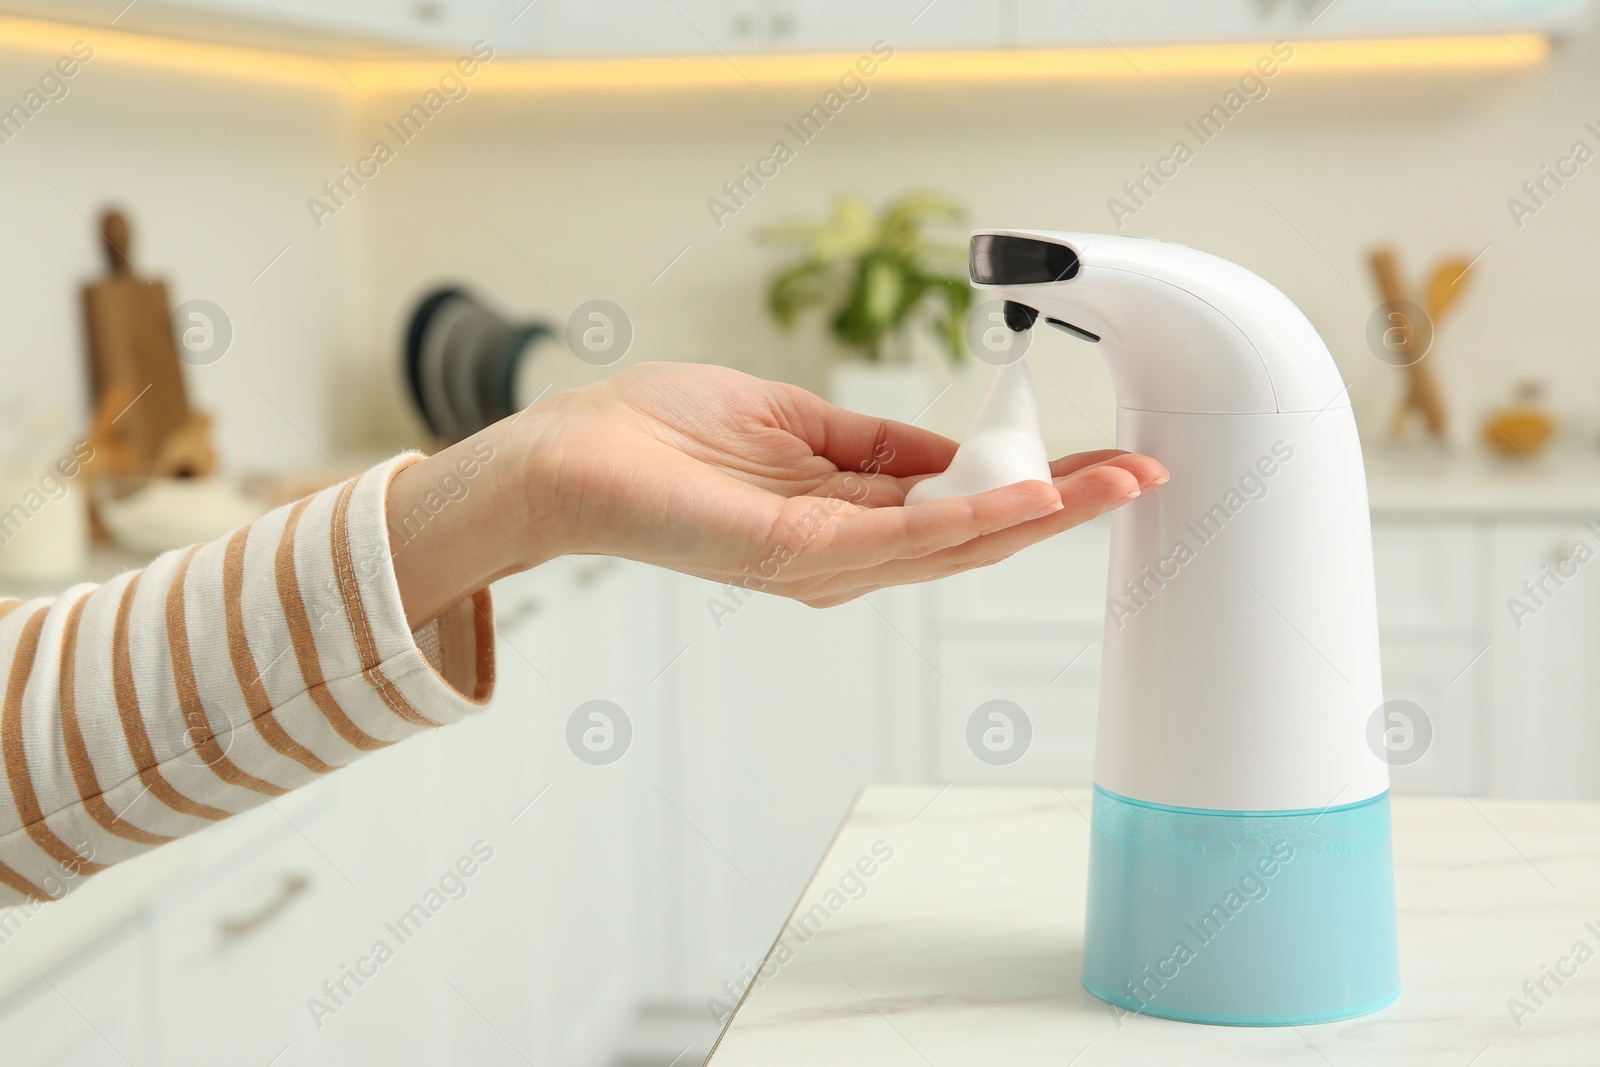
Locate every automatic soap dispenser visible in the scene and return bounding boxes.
[933,231,1400,1025]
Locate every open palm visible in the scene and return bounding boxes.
[507,363,1165,607]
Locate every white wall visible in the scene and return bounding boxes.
[5,21,1600,469]
[0,32,374,472]
[350,23,1600,459]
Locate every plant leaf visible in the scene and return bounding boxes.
[768,260,840,328]
[760,189,975,362]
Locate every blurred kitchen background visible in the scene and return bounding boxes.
[1,1,1599,1064]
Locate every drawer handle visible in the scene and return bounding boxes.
[217,873,309,945]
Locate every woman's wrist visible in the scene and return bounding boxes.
[387,417,561,630]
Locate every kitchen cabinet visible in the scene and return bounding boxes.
[933,517,1109,787]
[0,556,651,1067]
[1370,519,1494,797]
[28,0,1591,60]
[642,568,926,1008]
[1378,638,1490,796]
[0,921,152,1066]
[767,0,1004,52]
[1015,0,1589,47]
[632,487,1600,1054]
[936,636,1101,786]
[338,556,649,1066]
[1370,520,1485,635]
[530,0,998,56]
[935,515,1492,795]
[105,0,508,49]
[2,473,1598,1065]
[149,802,342,1066]
[936,516,1110,631]
[459,557,648,1065]
[921,508,1594,805]
[1489,519,1600,801]
[534,0,756,57]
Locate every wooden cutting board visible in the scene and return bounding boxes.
[81,209,201,476]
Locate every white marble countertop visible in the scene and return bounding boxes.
[707,785,1600,1066]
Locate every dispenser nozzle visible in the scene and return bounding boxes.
[971,229,1347,414]
[1002,300,1038,332]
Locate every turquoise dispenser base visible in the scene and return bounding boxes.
[1081,785,1400,1026]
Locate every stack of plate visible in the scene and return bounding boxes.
[404,287,553,442]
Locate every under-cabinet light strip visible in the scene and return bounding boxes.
[0,14,1552,94]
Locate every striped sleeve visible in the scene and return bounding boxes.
[0,454,495,906]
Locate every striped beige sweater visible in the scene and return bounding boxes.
[0,455,495,906]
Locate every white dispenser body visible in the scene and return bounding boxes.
[1097,405,1385,812]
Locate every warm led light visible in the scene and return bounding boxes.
[371,34,1555,91]
[0,13,1553,94]
[0,14,340,88]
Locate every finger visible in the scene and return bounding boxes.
[772,383,959,477]
[958,462,1146,558]
[805,449,1170,512]
[800,551,1019,606]
[837,462,1147,587]
[1056,451,1171,489]
[1048,449,1130,478]
[792,478,1063,575]
[1051,450,1169,487]
[804,443,1167,505]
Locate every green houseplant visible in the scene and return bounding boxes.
[761,191,973,364]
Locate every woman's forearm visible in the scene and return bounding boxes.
[386,419,551,632]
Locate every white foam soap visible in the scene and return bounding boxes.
[905,357,1053,505]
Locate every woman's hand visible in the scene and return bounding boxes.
[389,363,1167,628]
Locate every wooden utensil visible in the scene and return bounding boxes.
[80,209,214,477]
[1368,246,1470,441]
[1424,257,1473,322]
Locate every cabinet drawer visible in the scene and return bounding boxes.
[937,638,1101,786]
[1378,638,1488,796]
[1489,521,1600,800]
[0,923,150,1066]
[936,518,1111,629]
[1372,520,1482,634]
[151,804,354,1067]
